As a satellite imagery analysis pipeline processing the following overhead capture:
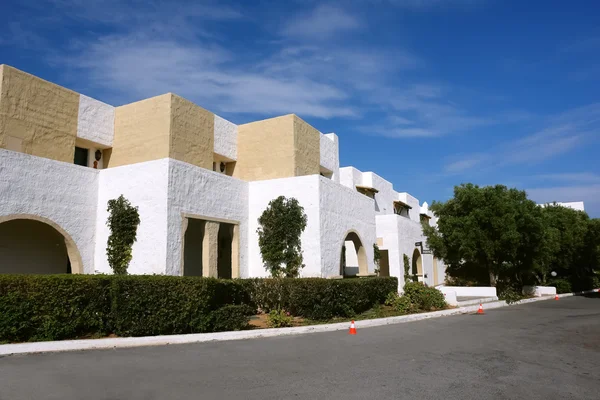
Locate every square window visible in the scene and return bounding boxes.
[74,147,89,167]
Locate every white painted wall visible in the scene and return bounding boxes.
[248,175,321,277]
[214,115,237,161]
[522,286,557,297]
[438,286,498,298]
[95,159,170,275]
[339,166,363,190]
[319,176,377,277]
[320,133,340,183]
[0,149,99,274]
[77,95,114,147]
[166,159,248,276]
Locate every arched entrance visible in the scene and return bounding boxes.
[0,215,83,274]
[340,231,368,277]
[412,248,423,282]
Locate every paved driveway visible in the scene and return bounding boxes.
[1,294,599,400]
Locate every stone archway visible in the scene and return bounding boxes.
[412,248,423,282]
[340,230,368,277]
[0,215,83,274]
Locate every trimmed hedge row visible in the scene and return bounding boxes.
[0,275,397,343]
[242,277,398,320]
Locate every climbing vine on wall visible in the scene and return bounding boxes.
[106,195,141,275]
[373,243,381,275]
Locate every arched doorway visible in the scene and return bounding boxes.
[0,215,83,274]
[412,248,423,282]
[340,231,368,277]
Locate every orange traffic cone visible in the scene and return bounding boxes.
[349,320,357,335]
[477,303,484,315]
[555,294,559,300]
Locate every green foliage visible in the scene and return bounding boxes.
[242,277,398,320]
[267,309,293,328]
[106,195,140,275]
[424,183,600,293]
[0,275,397,342]
[0,275,112,343]
[403,254,415,283]
[373,243,381,275]
[108,276,252,336]
[497,283,525,304]
[385,292,414,314]
[403,282,447,311]
[424,184,545,286]
[257,196,308,278]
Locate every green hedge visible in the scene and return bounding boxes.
[243,277,398,320]
[0,275,397,342]
[0,275,112,343]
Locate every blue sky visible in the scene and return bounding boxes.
[2,0,600,216]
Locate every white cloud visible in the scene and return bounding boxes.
[441,103,600,173]
[282,5,361,39]
[526,184,600,216]
[444,154,486,173]
[67,36,356,118]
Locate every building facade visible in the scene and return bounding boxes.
[0,65,445,288]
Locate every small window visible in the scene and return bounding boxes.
[74,147,89,167]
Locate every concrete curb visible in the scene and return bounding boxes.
[1,289,598,357]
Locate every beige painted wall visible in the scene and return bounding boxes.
[108,93,214,169]
[108,94,171,168]
[0,65,79,163]
[170,95,214,169]
[234,114,320,181]
[293,115,320,176]
[234,115,295,181]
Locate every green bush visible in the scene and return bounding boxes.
[0,275,112,343]
[498,286,524,304]
[109,276,252,336]
[0,274,398,342]
[403,282,446,311]
[244,277,398,320]
[267,309,293,328]
[211,305,254,332]
[549,279,572,294]
[385,292,414,314]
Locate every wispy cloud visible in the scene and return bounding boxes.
[533,172,600,184]
[359,0,484,10]
[441,103,600,173]
[444,154,487,173]
[282,5,361,39]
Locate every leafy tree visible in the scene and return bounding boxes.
[106,195,140,275]
[423,184,544,286]
[257,196,308,278]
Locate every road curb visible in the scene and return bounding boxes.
[1,288,598,356]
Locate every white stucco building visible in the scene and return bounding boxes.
[0,65,446,288]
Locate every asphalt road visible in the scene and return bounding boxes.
[1,295,599,400]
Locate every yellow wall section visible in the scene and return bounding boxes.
[169,95,214,169]
[0,65,79,162]
[108,93,214,169]
[234,115,296,181]
[293,115,320,177]
[234,114,320,181]
[108,94,171,168]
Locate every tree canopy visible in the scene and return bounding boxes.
[257,196,308,278]
[423,183,599,290]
